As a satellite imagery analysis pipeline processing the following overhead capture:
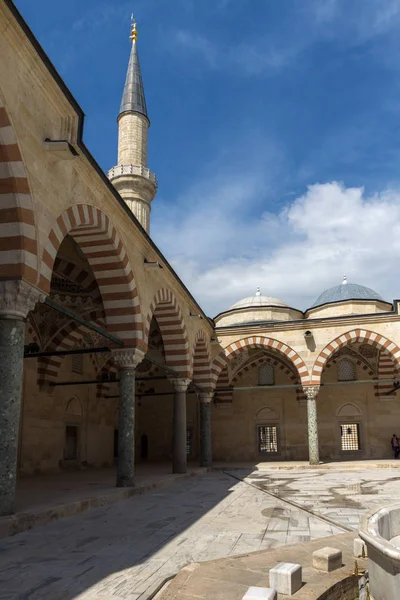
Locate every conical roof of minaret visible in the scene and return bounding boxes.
[119,20,148,121]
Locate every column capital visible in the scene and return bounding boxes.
[303,385,320,400]
[0,280,45,320]
[170,377,191,393]
[112,347,145,370]
[198,392,214,404]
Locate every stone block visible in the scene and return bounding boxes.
[312,546,342,572]
[354,537,368,558]
[269,562,302,595]
[242,587,277,600]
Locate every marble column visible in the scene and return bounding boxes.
[303,385,320,466]
[112,348,145,487]
[170,378,191,474]
[0,280,44,516]
[199,393,213,468]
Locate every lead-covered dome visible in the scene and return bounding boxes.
[311,276,384,308]
[215,287,302,327]
[230,287,288,310]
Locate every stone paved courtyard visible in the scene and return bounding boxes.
[0,467,399,599]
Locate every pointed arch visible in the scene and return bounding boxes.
[191,330,212,392]
[39,205,142,347]
[311,329,400,385]
[0,95,37,283]
[211,336,309,388]
[144,288,190,377]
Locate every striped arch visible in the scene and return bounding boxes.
[325,355,374,377]
[0,96,37,283]
[144,288,190,377]
[311,330,400,385]
[375,350,400,398]
[211,336,309,389]
[37,308,105,386]
[53,257,101,298]
[191,330,212,392]
[39,205,142,347]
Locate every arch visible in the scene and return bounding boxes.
[337,403,362,418]
[144,288,190,377]
[211,336,309,388]
[311,330,400,384]
[232,354,297,385]
[66,397,83,416]
[191,330,212,392]
[375,350,400,397]
[255,407,279,421]
[39,205,142,347]
[0,96,37,283]
[337,357,356,382]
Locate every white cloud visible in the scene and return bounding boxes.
[152,175,400,317]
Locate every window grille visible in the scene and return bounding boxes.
[258,425,278,453]
[186,428,192,456]
[258,364,274,386]
[340,423,360,451]
[338,358,356,381]
[72,353,83,374]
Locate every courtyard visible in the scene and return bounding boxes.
[0,465,399,599]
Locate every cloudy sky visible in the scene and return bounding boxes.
[15,0,400,316]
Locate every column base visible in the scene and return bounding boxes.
[116,475,135,488]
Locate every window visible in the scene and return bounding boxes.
[72,353,83,374]
[186,428,192,456]
[338,358,356,381]
[258,364,274,386]
[258,425,278,453]
[65,425,79,460]
[340,423,360,451]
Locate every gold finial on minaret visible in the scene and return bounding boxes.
[130,13,138,42]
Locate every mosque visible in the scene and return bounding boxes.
[1,0,400,518]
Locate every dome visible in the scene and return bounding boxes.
[229,287,288,310]
[311,275,384,309]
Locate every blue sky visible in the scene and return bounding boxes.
[14,0,400,315]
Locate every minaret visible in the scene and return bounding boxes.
[108,18,157,233]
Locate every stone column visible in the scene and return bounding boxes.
[112,348,145,487]
[199,393,213,468]
[0,281,44,516]
[303,385,320,466]
[170,378,191,474]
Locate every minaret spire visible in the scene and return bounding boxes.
[108,16,157,234]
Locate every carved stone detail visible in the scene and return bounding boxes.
[0,280,45,320]
[170,378,191,393]
[199,392,214,404]
[303,385,320,400]
[112,348,145,370]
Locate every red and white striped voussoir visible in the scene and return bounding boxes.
[232,355,298,385]
[311,330,400,385]
[223,337,309,382]
[144,288,190,376]
[0,98,38,283]
[375,350,398,397]
[39,205,143,347]
[192,330,212,390]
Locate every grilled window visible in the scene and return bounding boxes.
[338,358,356,381]
[340,423,360,451]
[72,353,83,374]
[258,364,274,386]
[258,425,278,453]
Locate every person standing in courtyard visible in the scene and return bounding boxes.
[391,434,400,459]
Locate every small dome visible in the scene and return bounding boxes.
[230,287,288,310]
[311,275,384,309]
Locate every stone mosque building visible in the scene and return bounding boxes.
[1,0,400,517]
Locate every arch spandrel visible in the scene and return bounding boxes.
[38,205,143,348]
[311,329,400,385]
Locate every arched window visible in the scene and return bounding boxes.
[338,358,356,381]
[258,363,274,386]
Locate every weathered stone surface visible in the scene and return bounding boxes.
[116,368,136,487]
[171,379,191,474]
[312,546,342,572]
[200,397,212,467]
[269,562,302,595]
[242,587,277,600]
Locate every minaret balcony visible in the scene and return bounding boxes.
[108,164,158,190]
